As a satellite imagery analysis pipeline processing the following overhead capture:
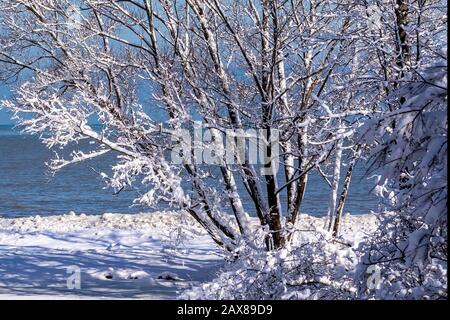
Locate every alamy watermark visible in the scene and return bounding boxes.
[366,5,382,31]
[170,123,280,175]
[66,265,81,289]
[66,4,83,31]
[366,265,381,291]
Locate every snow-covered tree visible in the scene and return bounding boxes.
[356,52,447,299]
[0,0,446,301]
[0,0,369,251]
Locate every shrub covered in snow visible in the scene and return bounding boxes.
[355,55,447,299]
[183,55,448,300]
[182,229,359,300]
[355,212,447,299]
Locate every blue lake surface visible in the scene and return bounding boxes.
[0,125,380,218]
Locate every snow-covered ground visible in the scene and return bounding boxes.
[0,211,222,299]
[0,211,377,299]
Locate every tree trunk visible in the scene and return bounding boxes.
[332,147,360,237]
[394,0,410,104]
[326,138,343,231]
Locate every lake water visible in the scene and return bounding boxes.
[0,125,380,218]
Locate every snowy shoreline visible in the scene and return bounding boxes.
[0,211,377,299]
